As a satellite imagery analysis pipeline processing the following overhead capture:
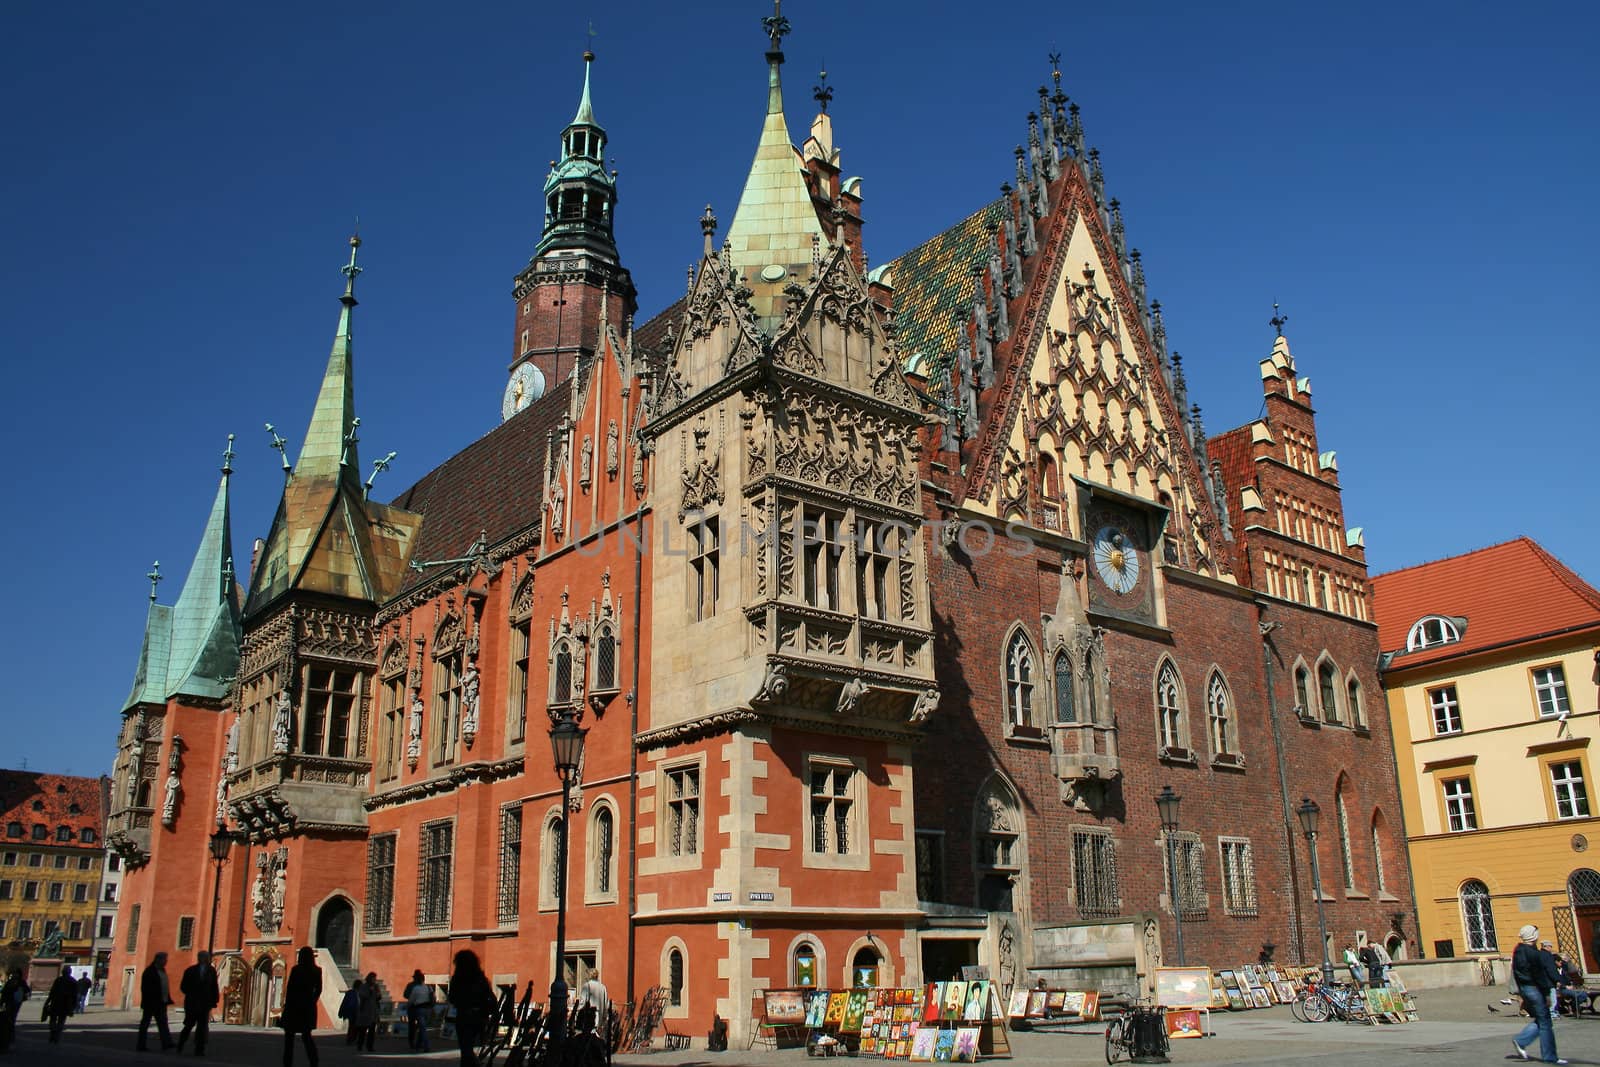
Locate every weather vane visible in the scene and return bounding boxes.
[265,422,290,474]
[813,65,833,112]
[1270,302,1288,337]
[221,433,236,476]
[762,0,790,53]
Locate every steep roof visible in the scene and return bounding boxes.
[1205,423,1255,581]
[0,771,105,849]
[1372,537,1600,667]
[390,377,571,594]
[887,198,1005,381]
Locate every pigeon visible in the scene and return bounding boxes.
[1488,1004,1501,1014]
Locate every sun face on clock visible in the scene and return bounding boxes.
[1092,523,1141,595]
[502,361,546,422]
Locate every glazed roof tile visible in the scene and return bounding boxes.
[886,199,1005,381]
[0,771,105,847]
[1372,536,1600,667]
[390,378,571,594]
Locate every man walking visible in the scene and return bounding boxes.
[176,951,221,1056]
[43,970,79,1043]
[137,951,175,1052]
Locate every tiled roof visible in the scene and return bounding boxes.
[0,771,105,848]
[1372,537,1600,667]
[389,378,572,594]
[632,298,685,376]
[886,199,1006,382]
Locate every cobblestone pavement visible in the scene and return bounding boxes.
[9,987,1600,1066]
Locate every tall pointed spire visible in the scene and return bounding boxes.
[165,436,242,699]
[296,235,363,481]
[725,0,826,321]
[535,51,620,263]
[573,48,597,125]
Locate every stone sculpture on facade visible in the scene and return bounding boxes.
[460,659,481,748]
[161,770,181,826]
[271,690,292,754]
[406,693,423,769]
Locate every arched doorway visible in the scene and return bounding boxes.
[1567,869,1600,973]
[249,957,274,1026]
[315,896,355,969]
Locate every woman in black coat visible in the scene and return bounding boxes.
[281,946,322,1067]
[448,950,497,1067]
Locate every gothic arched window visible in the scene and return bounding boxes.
[1155,662,1185,753]
[1336,785,1356,890]
[593,623,618,694]
[591,805,615,897]
[1294,665,1312,717]
[1460,880,1497,952]
[1004,631,1036,730]
[1053,652,1075,723]
[552,641,574,707]
[1206,673,1235,757]
[1318,661,1340,724]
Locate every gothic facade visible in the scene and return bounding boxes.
[107,14,1414,1045]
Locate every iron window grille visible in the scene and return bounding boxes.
[366,833,396,932]
[809,764,856,855]
[498,806,522,924]
[1219,838,1258,916]
[417,821,453,929]
[1461,880,1497,952]
[666,766,700,857]
[1163,831,1207,919]
[1072,827,1120,917]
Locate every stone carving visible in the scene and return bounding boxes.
[460,659,480,748]
[909,688,940,724]
[836,677,868,715]
[214,759,229,824]
[770,390,920,511]
[406,692,423,769]
[380,638,409,678]
[251,854,269,931]
[984,789,1015,832]
[272,856,287,923]
[39,925,64,958]
[605,420,619,477]
[679,422,724,522]
[272,691,291,755]
[161,770,181,827]
[225,719,239,774]
[579,433,593,490]
[434,613,464,656]
[751,661,789,706]
[998,922,1017,997]
[546,476,565,539]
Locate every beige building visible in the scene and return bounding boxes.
[1374,538,1600,967]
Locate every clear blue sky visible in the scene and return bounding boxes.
[2,1,1595,775]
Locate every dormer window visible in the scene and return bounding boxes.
[1405,615,1462,651]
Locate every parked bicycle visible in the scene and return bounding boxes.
[1291,977,1373,1025]
[1105,1002,1170,1064]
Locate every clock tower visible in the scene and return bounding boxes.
[505,50,636,420]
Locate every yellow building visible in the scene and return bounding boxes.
[1374,538,1600,968]
[0,771,107,968]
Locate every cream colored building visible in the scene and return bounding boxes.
[1374,538,1600,967]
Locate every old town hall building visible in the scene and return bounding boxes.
[105,13,1412,1043]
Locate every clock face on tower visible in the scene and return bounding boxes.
[502,361,546,422]
[1092,524,1141,594]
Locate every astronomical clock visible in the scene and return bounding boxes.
[1078,486,1165,624]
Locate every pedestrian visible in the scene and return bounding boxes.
[176,951,221,1056]
[0,970,26,1052]
[137,951,176,1052]
[405,970,434,1053]
[447,950,497,1067]
[339,983,360,1044]
[1343,943,1366,985]
[1554,953,1592,1017]
[1358,942,1383,988]
[576,968,611,1038]
[281,946,322,1067]
[1512,924,1565,1064]
[75,974,92,1013]
[43,970,78,1044]
[1372,939,1393,985]
[354,972,380,1052]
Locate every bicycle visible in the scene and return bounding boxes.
[1105,1002,1169,1064]
[1292,978,1372,1025]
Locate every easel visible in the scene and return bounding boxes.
[977,985,1011,1058]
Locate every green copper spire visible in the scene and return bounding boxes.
[164,436,242,700]
[536,52,620,262]
[573,48,596,126]
[295,235,363,482]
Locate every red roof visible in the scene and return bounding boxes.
[1371,537,1600,667]
[0,770,106,849]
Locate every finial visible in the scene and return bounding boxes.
[265,423,290,475]
[341,416,361,468]
[222,556,234,594]
[762,0,790,56]
[341,232,362,301]
[147,561,163,602]
[813,66,833,113]
[221,433,236,476]
[1048,50,1062,85]
[365,451,397,497]
[700,204,718,257]
[1270,302,1289,337]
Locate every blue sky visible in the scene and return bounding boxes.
[2,1,1595,775]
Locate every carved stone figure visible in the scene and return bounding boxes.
[909,688,940,724]
[406,694,423,768]
[39,927,63,958]
[251,856,269,930]
[548,479,565,537]
[605,419,619,477]
[214,762,229,824]
[225,719,240,773]
[998,922,1017,997]
[579,432,593,489]
[751,661,789,705]
[460,660,481,747]
[271,857,287,923]
[835,677,868,715]
[160,770,181,826]
[985,791,1014,832]
[272,691,292,755]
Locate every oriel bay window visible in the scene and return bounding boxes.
[302,666,360,758]
[854,518,901,621]
[689,515,720,621]
[800,505,845,611]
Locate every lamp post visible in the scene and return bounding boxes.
[548,707,588,1048]
[1155,785,1185,967]
[206,823,238,958]
[1296,797,1336,985]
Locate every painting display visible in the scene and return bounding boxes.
[1154,967,1215,1009]
[1165,1008,1203,1039]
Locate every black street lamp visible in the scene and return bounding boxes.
[1296,797,1336,986]
[548,707,588,1048]
[206,823,238,958]
[1155,785,1185,967]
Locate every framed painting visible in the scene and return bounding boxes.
[941,981,967,1022]
[1208,980,1229,1010]
[1218,969,1239,989]
[1080,991,1101,1022]
[932,1028,956,1063]
[1026,991,1048,1017]
[952,1027,980,1063]
[922,984,943,1023]
[962,980,988,1022]
[767,990,806,1025]
[909,1028,937,1062]
[1060,991,1086,1016]
[1045,991,1067,1011]
[1165,1008,1203,1039]
[1225,989,1247,1010]
[805,992,830,1028]
[1249,988,1271,1009]
[824,992,848,1028]
[1155,967,1215,1009]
